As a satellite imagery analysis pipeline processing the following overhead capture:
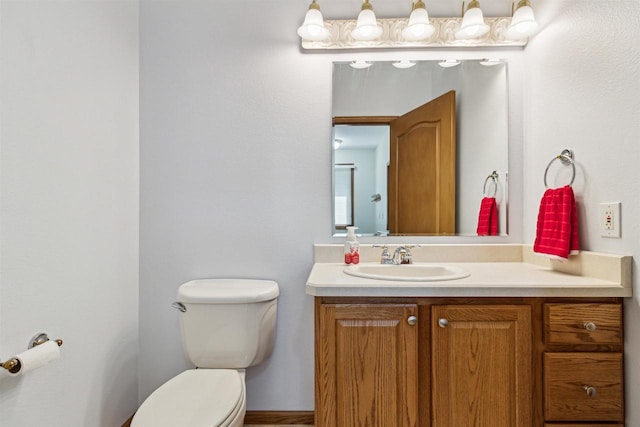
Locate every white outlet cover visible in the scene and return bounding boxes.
[599,202,621,238]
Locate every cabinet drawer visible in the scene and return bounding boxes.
[544,303,622,345]
[544,353,623,422]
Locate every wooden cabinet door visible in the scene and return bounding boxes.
[315,303,419,427]
[431,305,532,427]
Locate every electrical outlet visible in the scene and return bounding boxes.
[599,202,621,238]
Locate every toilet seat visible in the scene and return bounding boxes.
[131,369,245,427]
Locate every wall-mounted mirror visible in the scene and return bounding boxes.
[332,60,509,237]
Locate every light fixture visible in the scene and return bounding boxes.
[297,0,331,41]
[507,0,538,39]
[438,59,461,68]
[333,139,343,150]
[351,0,383,41]
[349,60,373,69]
[297,1,534,49]
[455,0,490,40]
[480,58,503,66]
[401,1,435,41]
[392,60,417,69]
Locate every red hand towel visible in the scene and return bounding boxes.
[476,197,498,236]
[533,185,580,260]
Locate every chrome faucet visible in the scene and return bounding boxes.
[376,245,418,264]
[392,246,413,265]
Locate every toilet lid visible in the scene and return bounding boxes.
[132,369,243,427]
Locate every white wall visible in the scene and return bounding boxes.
[138,0,524,410]
[523,1,640,424]
[0,2,139,426]
[139,1,323,408]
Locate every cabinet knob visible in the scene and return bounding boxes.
[438,318,449,328]
[584,385,597,398]
[583,321,597,332]
[407,315,417,326]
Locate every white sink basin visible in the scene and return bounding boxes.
[343,263,470,282]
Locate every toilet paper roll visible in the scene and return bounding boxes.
[8,341,60,376]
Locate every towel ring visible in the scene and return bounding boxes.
[544,149,575,188]
[483,171,498,197]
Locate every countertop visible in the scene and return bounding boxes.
[306,244,633,298]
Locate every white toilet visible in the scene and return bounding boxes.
[131,279,279,427]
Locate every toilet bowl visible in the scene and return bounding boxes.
[131,279,279,427]
[131,370,246,427]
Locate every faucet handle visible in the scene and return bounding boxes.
[399,248,412,264]
[374,245,393,264]
[400,244,420,261]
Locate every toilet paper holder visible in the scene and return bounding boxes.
[1,332,63,372]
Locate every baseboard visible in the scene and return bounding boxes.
[244,411,315,425]
[122,411,314,426]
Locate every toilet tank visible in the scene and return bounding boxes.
[176,279,279,369]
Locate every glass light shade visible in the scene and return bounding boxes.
[297,8,330,41]
[506,5,537,39]
[349,60,373,69]
[479,58,503,66]
[455,6,489,39]
[351,9,383,41]
[401,7,435,41]
[438,59,461,68]
[392,60,417,69]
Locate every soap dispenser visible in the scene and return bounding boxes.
[344,226,360,265]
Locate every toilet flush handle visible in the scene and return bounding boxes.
[171,302,186,313]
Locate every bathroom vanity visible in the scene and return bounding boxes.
[306,244,631,427]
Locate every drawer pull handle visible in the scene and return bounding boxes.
[583,322,597,332]
[438,318,449,328]
[584,385,598,398]
[407,315,417,326]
